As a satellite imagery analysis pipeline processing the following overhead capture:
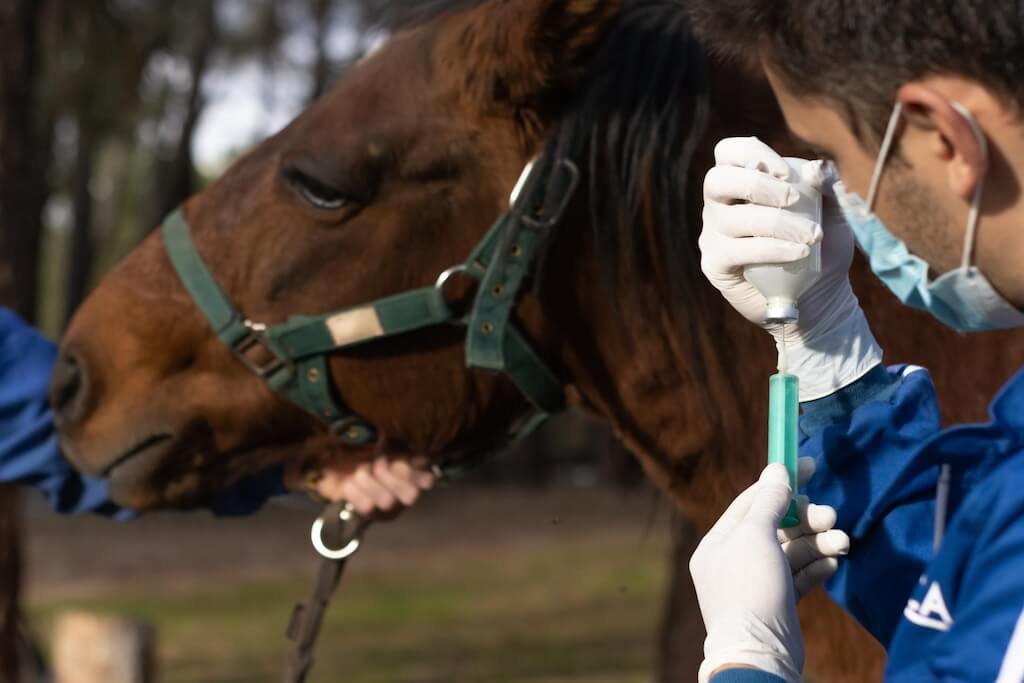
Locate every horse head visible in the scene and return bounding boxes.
[53,0,631,509]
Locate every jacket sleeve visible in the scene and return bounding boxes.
[799,363,945,648]
[924,467,1024,681]
[0,309,284,518]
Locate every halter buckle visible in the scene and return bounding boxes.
[232,321,293,380]
[521,159,580,229]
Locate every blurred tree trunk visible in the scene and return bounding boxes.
[64,123,96,323]
[0,1,50,681]
[0,486,24,683]
[657,518,705,683]
[309,0,335,102]
[0,0,50,322]
[146,0,215,230]
[257,1,283,116]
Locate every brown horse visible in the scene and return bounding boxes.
[50,0,1024,680]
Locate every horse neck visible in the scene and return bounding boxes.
[538,208,775,527]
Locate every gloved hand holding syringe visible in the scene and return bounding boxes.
[701,139,881,529]
[743,158,822,527]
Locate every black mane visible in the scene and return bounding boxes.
[392,1,716,349]
[544,1,710,330]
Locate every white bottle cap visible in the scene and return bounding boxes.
[765,298,799,323]
[743,157,822,325]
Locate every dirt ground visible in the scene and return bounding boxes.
[22,482,672,600]
[22,482,676,682]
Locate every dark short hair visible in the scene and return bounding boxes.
[686,1,1024,143]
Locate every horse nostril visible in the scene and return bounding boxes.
[50,348,90,429]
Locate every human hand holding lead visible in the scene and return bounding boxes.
[286,454,436,519]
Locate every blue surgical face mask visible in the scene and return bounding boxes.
[833,101,1024,332]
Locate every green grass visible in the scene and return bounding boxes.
[29,535,668,682]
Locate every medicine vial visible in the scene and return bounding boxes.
[743,157,824,323]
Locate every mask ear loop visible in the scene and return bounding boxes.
[932,102,989,553]
[866,102,905,209]
[948,101,989,272]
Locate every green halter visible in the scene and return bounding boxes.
[161,158,578,448]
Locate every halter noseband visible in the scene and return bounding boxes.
[160,157,579,449]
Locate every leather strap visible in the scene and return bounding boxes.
[282,503,350,683]
[162,215,455,446]
[465,159,578,415]
[160,156,578,448]
[163,211,258,350]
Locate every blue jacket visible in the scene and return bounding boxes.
[714,363,1024,682]
[0,308,284,519]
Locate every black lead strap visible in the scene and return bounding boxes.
[282,502,354,683]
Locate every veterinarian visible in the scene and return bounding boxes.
[688,1,1024,681]
[0,307,433,518]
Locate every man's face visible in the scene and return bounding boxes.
[763,66,965,277]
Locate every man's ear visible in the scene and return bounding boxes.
[438,0,622,124]
[898,83,988,201]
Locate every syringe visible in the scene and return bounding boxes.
[743,158,822,529]
[769,326,800,528]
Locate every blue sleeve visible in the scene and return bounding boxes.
[203,467,287,517]
[0,309,134,519]
[924,470,1024,680]
[0,309,284,518]
[709,670,788,683]
[800,364,944,647]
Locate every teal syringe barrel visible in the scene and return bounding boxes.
[768,372,801,528]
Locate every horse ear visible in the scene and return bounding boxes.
[441,0,622,124]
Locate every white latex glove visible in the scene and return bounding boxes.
[700,137,882,400]
[783,457,850,598]
[690,463,849,683]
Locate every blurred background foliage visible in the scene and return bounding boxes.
[2,0,397,335]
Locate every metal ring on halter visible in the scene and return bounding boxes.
[509,159,537,206]
[435,264,468,292]
[310,503,364,560]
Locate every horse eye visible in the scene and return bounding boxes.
[284,167,352,212]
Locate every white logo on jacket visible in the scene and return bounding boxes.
[904,581,953,632]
